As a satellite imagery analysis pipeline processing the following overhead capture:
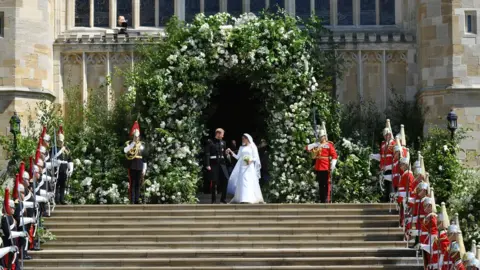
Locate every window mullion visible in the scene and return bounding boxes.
[376,0,380,25]
[89,0,94,27]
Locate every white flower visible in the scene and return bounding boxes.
[81,146,87,153]
[83,160,92,166]
[74,159,81,166]
[443,145,448,151]
[81,177,92,186]
[439,165,443,171]
[177,82,183,88]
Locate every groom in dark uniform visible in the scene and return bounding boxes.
[204,128,229,204]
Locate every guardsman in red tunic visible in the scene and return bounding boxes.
[407,181,429,242]
[445,242,466,270]
[306,121,338,203]
[396,155,413,228]
[123,121,147,204]
[370,119,397,202]
[440,225,461,269]
[392,136,402,193]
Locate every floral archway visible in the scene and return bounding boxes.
[130,12,340,203]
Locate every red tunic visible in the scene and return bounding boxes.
[392,160,400,188]
[421,213,439,246]
[397,170,414,204]
[380,140,396,171]
[306,142,338,171]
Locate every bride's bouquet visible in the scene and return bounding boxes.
[243,155,252,165]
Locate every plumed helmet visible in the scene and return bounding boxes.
[400,124,406,146]
[464,252,476,264]
[35,149,43,167]
[58,125,65,142]
[3,189,12,215]
[422,197,433,207]
[448,224,461,234]
[417,182,429,191]
[318,121,327,138]
[12,174,20,200]
[400,157,409,165]
[130,121,140,137]
[41,126,50,142]
[383,119,392,136]
[394,136,402,152]
[19,162,25,181]
[450,242,461,254]
[29,156,33,178]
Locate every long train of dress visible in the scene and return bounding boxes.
[227,144,264,204]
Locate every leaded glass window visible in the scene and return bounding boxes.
[227,0,243,17]
[140,0,155,26]
[250,0,266,15]
[94,0,109,27]
[360,0,376,25]
[75,0,90,27]
[159,0,174,26]
[185,0,200,22]
[117,0,132,26]
[296,0,311,20]
[269,0,284,13]
[337,0,353,25]
[204,0,220,17]
[315,0,330,25]
[379,0,395,25]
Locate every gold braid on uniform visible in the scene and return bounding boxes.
[126,141,142,160]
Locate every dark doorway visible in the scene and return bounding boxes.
[204,76,267,147]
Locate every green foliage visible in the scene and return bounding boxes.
[129,12,340,203]
[63,83,133,204]
[333,138,381,203]
[420,127,467,204]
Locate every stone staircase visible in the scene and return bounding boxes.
[25,203,422,270]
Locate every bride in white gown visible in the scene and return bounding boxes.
[226,134,265,204]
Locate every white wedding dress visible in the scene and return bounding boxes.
[227,134,265,204]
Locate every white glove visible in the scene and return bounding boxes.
[20,217,36,226]
[124,142,136,154]
[142,163,147,175]
[11,231,27,239]
[10,245,18,253]
[45,162,52,170]
[369,154,380,161]
[23,201,34,209]
[67,162,74,177]
[42,175,52,182]
[330,159,337,172]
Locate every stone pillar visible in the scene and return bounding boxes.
[0,0,56,163]
[418,0,480,165]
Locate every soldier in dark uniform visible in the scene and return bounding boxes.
[124,121,147,204]
[204,128,229,204]
[1,188,23,269]
[51,126,74,205]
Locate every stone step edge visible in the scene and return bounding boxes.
[25,264,423,270]
[24,257,419,262]
[43,240,406,245]
[44,220,397,225]
[30,247,414,253]
[45,214,398,219]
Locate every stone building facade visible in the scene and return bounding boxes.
[0,0,479,165]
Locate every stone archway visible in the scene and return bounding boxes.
[130,13,339,203]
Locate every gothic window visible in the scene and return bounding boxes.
[117,0,132,26]
[269,0,284,13]
[227,0,243,17]
[140,0,155,26]
[75,0,90,27]
[315,0,330,25]
[337,0,353,25]
[251,0,266,15]
[465,11,477,34]
[379,0,395,25]
[360,0,376,25]
[94,0,109,27]
[296,0,311,21]
[159,0,174,26]
[185,0,201,22]
[204,0,220,17]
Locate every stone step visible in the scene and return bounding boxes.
[44,214,398,222]
[43,241,408,249]
[30,248,417,259]
[44,220,398,229]
[24,266,423,270]
[50,209,398,217]
[48,227,402,236]
[54,203,397,210]
[51,232,404,242]
[24,256,420,267]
